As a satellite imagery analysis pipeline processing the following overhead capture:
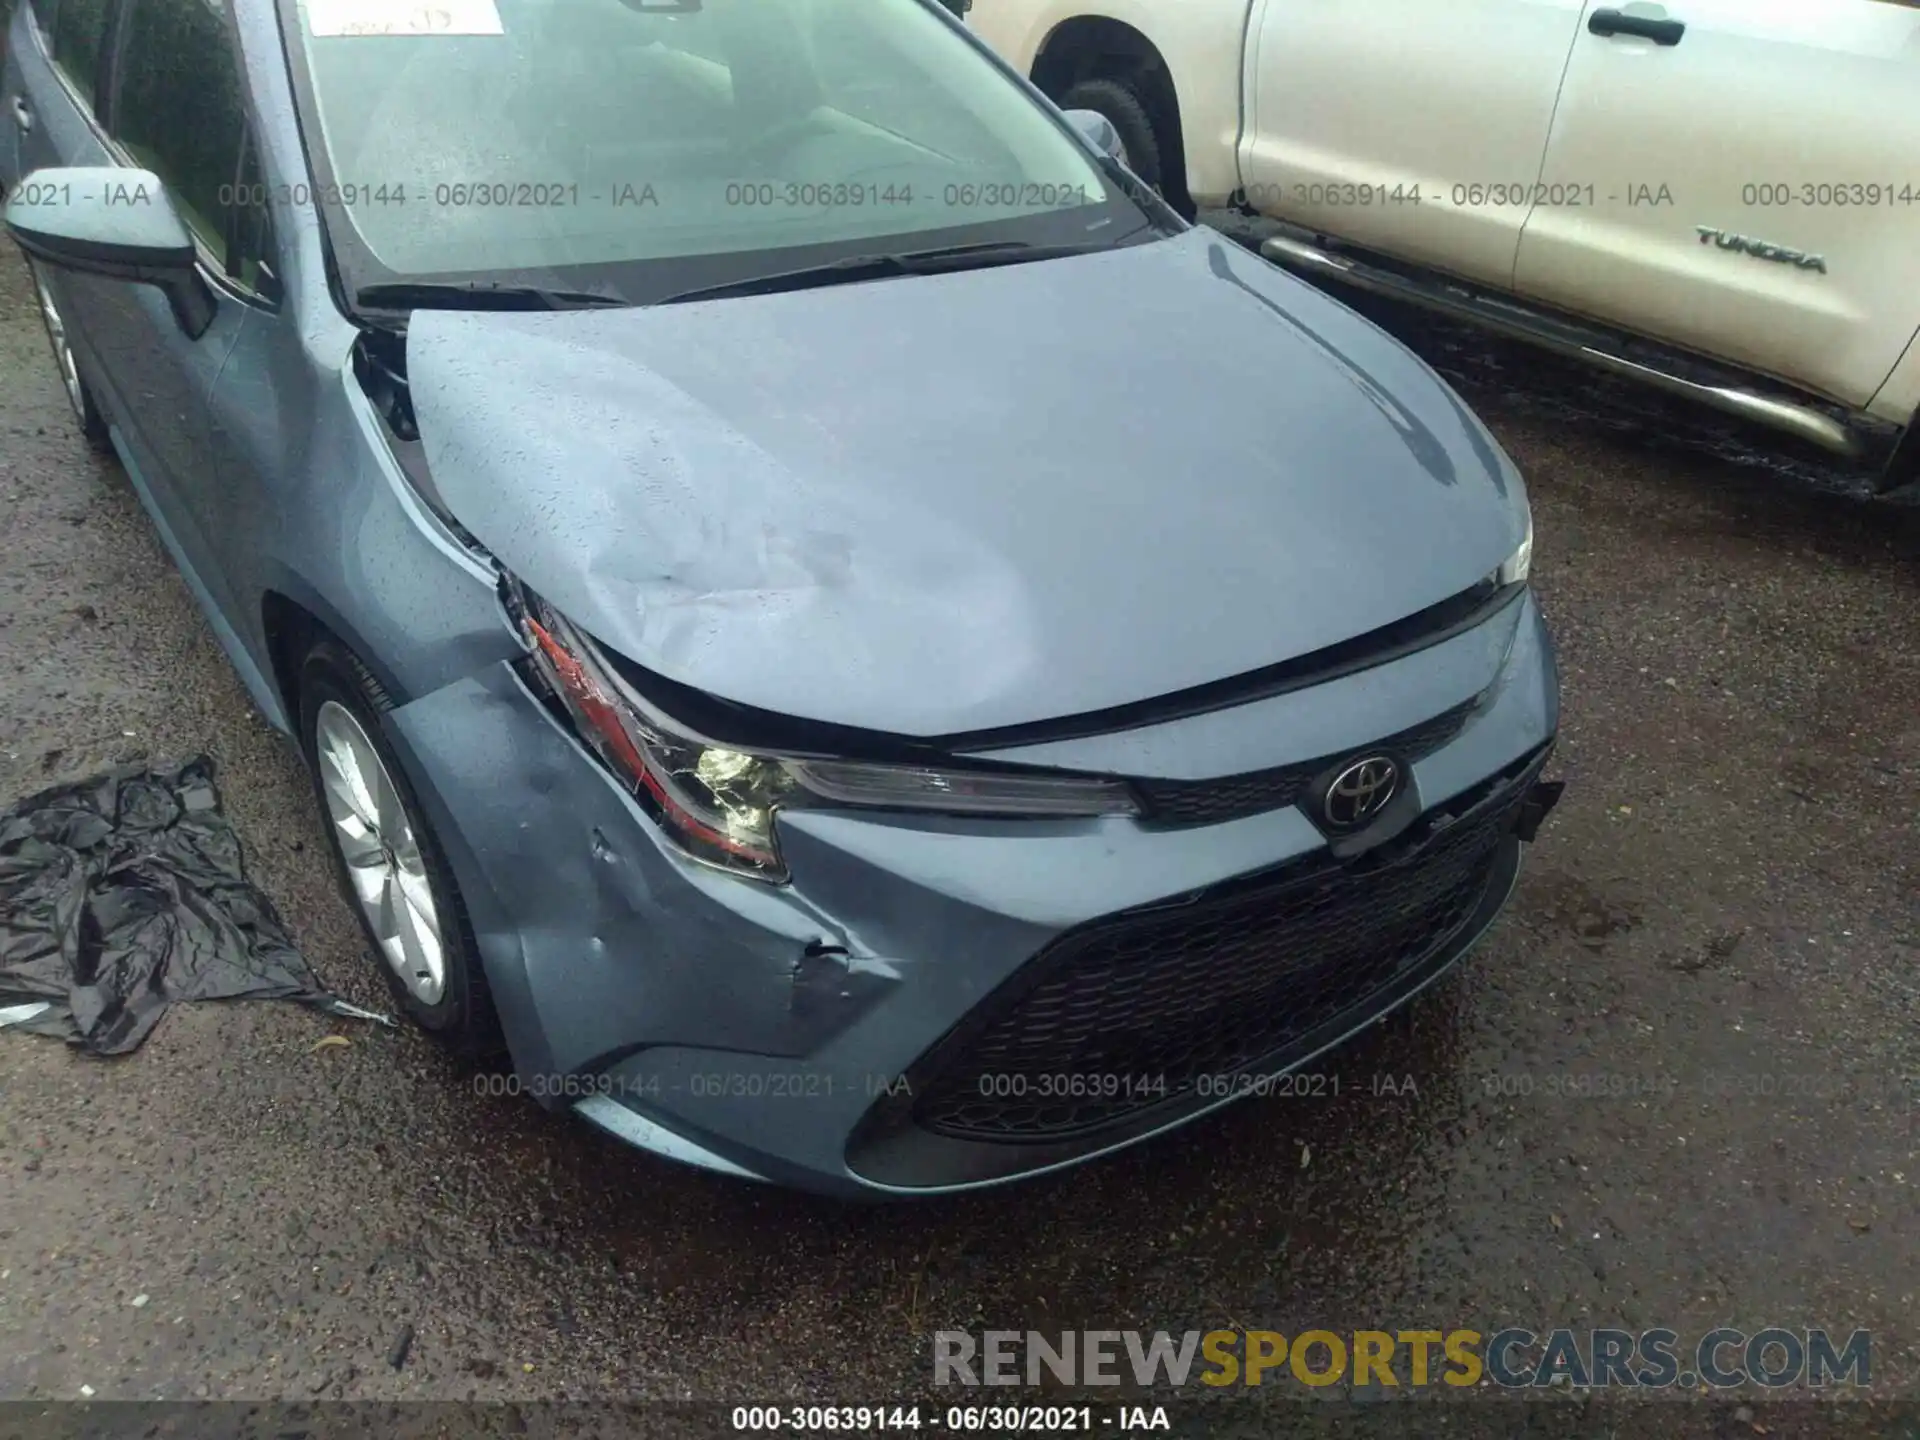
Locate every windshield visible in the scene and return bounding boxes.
[282,0,1153,308]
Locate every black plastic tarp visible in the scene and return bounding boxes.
[0,755,387,1054]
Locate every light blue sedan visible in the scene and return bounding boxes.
[1,0,1559,1194]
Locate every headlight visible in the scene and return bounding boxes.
[784,757,1140,816]
[504,578,1138,882]
[1497,504,1533,586]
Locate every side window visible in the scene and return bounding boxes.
[47,0,113,107]
[110,0,250,279]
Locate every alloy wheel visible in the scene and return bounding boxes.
[314,699,447,1005]
[30,263,88,424]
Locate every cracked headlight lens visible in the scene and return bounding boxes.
[504,578,1138,883]
[517,596,796,879]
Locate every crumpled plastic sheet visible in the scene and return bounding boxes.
[0,755,390,1054]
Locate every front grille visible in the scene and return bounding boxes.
[913,757,1535,1142]
[1132,698,1478,827]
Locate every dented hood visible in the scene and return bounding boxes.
[406,229,1525,738]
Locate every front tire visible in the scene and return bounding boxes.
[297,638,502,1057]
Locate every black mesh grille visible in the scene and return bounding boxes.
[1132,698,1478,827]
[912,757,1534,1142]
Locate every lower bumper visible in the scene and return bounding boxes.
[839,838,1523,1192]
[848,753,1548,1191]
[572,751,1556,1198]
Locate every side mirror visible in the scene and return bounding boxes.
[1063,108,1128,168]
[3,167,216,338]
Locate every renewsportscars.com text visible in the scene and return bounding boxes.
[933,1327,1870,1389]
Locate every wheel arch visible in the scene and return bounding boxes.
[261,584,414,737]
[1028,16,1194,217]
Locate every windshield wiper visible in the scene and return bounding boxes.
[355,282,629,313]
[652,237,1131,306]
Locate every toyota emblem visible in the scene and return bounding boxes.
[1322,756,1400,831]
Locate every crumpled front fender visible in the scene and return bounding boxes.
[383,661,896,1098]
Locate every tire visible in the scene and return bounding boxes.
[1060,76,1166,195]
[297,637,503,1058]
[25,257,113,453]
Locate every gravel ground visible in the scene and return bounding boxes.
[0,224,1915,1425]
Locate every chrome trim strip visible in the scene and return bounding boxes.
[1259,232,1865,458]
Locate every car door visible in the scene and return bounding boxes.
[63,0,270,627]
[1,0,28,183]
[8,0,118,338]
[1512,0,1920,409]
[8,0,114,173]
[1237,0,1588,287]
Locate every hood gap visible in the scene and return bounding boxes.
[353,327,493,560]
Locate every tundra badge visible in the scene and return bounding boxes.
[1695,226,1827,274]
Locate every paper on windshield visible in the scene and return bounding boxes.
[305,0,504,36]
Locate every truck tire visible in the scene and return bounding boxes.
[1059,77,1165,195]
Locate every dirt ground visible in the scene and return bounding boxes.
[0,227,1915,1425]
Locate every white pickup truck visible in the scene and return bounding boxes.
[965,0,1920,492]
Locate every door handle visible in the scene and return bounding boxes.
[1588,8,1685,44]
[9,96,31,133]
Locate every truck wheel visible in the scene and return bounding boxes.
[1060,77,1164,194]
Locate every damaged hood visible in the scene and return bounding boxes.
[407,229,1526,738]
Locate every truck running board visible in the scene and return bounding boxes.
[1257,231,1873,463]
